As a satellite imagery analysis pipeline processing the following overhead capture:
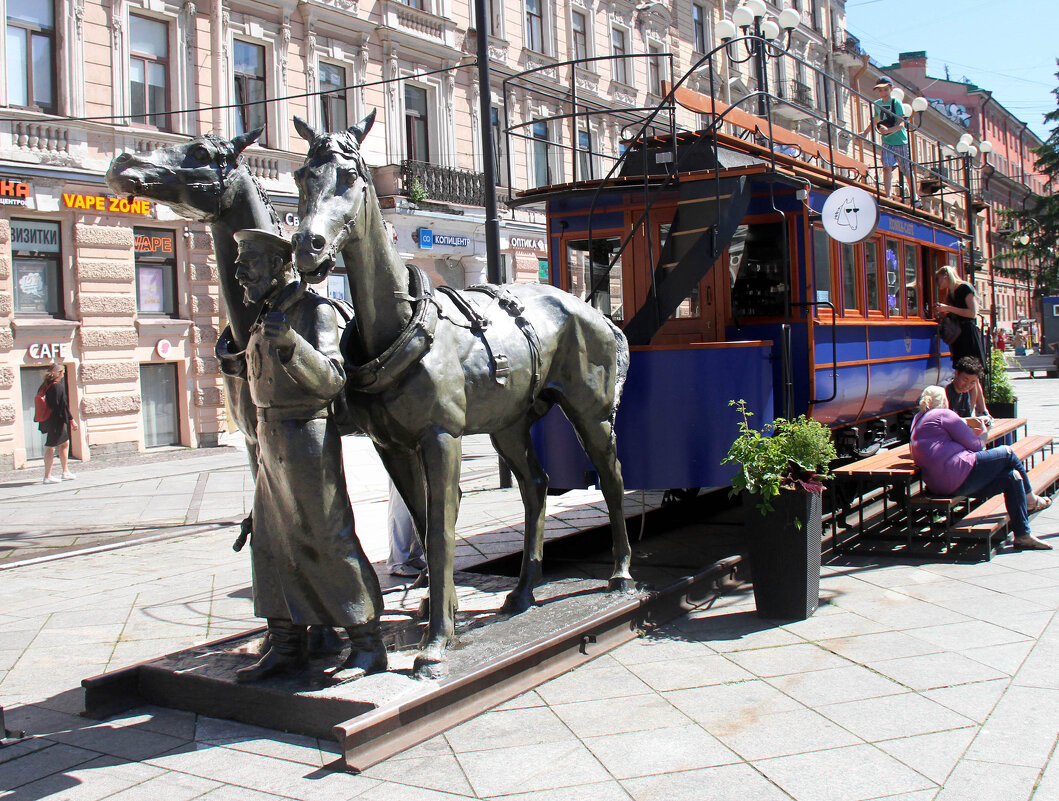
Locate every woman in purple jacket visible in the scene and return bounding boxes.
[910,386,1052,550]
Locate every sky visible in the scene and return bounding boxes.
[844,0,1058,142]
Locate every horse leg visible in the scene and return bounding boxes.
[492,421,549,615]
[562,406,635,593]
[375,444,428,558]
[413,430,462,680]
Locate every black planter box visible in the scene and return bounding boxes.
[988,400,1018,419]
[745,490,822,620]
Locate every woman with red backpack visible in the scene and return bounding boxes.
[36,364,77,484]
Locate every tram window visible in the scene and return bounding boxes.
[904,242,920,317]
[840,242,858,312]
[730,221,786,318]
[658,223,700,319]
[865,239,882,313]
[566,237,624,321]
[885,238,903,316]
[812,227,831,305]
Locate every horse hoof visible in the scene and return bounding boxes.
[413,655,446,680]
[499,591,534,616]
[608,577,637,594]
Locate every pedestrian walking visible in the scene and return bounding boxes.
[36,364,77,484]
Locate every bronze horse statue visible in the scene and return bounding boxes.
[291,112,635,679]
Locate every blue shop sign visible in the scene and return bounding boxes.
[417,228,470,249]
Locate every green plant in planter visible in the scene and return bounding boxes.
[985,348,1016,404]
[408,177,428,205]
[721,399,837,514]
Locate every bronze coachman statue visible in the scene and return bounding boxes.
[216,229,387,682]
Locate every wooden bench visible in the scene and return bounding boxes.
[947,452,1059,560]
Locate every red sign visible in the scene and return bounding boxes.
[135,233,174,254]
[63,193,152,215]
[0,178,29,206]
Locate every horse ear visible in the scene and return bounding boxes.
[347,109,376,145]
[231,127,263,156]
[294,116,320,142]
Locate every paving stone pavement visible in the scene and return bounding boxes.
[2,376,1059,800]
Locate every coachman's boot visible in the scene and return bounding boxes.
[236,619,308,683]
[331,623,387,681]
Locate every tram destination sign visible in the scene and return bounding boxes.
[821,186,878,245]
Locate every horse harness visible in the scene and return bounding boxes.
[345,265,543,395]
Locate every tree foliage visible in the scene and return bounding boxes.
[998,62,1059,296]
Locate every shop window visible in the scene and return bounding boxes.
[730,221,786,318]
[567,236,623,321]
[129,14,169,129]
[12,219,62,317]
[693,3,707,53]
[904,241,920,317]
[525,0,544,53]
[571,10,588,61]
[233,40,267,145]
[405,84,430,163]
[884,238,902,316]
[20,366,50,462]
[134,227,176,315]
[840,242,858,312]
[812,226,831,306]
[865,238,883,312]
[611,27,629,85]
[531,120,552,188]
[141,363,179,448]
[7,0,55,112]
[320,62,347,132]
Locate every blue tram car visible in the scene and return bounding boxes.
[510,77,968,492]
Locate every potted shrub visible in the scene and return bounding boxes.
[722,400,837,620]
[986,348,1018,419]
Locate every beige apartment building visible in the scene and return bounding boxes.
[0,0,861,469]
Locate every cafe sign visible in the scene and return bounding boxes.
[63,192,152,215]
[27,343,71,360]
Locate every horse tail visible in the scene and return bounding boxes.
[607,318,630,426]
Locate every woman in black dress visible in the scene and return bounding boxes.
[38,364,77,484]
[935,265,987,409]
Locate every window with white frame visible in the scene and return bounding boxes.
[129,14,169,129]
[399,0,426,10]
[611,27,629,85]
[320,62,348,131]
[571,10,588,62]
[577,128,594,180]
[405,84,430,163]
[648,43,663,96]
[531,120,552,188]
[491,106,508,186]
[692,4,707,54]
[233,40,267,145]
[526,0,544,53]
[7,0,56,112]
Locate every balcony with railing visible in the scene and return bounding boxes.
[773,80,814,121]
[832,32,863,65]
[399,160,486,206]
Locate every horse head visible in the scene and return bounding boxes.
[105,129,263,221]
[291,110,376,284]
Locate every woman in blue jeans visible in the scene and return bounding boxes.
[910,386,1053,550]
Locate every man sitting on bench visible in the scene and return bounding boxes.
[946,357,991,432]
[910,385,1052,550]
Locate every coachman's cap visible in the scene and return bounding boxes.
[873,76,894,89]
[233,228,293,258]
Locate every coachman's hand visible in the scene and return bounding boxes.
[261,311,296,349]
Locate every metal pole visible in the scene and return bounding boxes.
[965,154,975,283]
[474,0,511,488]
[475,0,502,286]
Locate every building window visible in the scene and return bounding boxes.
[571,10,588,61]
[578,129,594,180]
[319,62,348,131]
[692,3,707,53]
[141,363,180,448]
[526,0,544,53]
[6,0,55,112]
[611,28,628,85]
[11,219,61,317]
[129,14,169,128]
[134,228,176,315]
[233,40,267,144]
[491,106,508,186]
[648,43,663,95]
[399,0,425,8]
[405,84,430,163]
[532,120,552,188]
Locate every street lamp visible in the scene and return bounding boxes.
[716,3,800,117]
